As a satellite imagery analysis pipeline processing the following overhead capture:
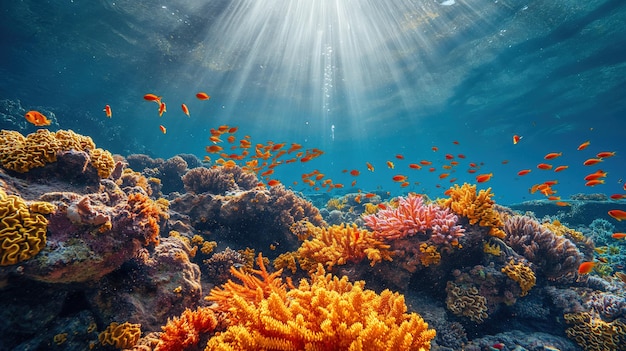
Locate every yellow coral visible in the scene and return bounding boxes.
[29,201,57,215]
[205,265,436,351]
[274,251,299,274]
[0,189,48,266]
[501,259,536,296]
[440,183,506,239]
[445,281,488,323]
[89,148,115,178]
[53,333,68,345]
[326,197,347,211]
[542,220,585,242]
[296,223,393,272]
[564,312,626,351]
[98,321,141,349]
[483,241,502,256]
[363,202,379,215]
[419,243,441,267]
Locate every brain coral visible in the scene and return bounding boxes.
[440,183,506,239]
[501,259,536,296]
[564,312,626,351]
[0,189,49,266]
[445,281,489,323]
[98,321,142,349]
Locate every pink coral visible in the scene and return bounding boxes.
[364,194,464,244]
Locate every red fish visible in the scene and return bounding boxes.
[103,105,112,118]
[577,140,590,150]
[537,163,553,170]
[395,154,404,160]
[196,92,210,100]
[612,233,626,239]
[143,94,161,104]
[584,170,607,181]
[518,169,531,176]
[554,165,569,172]
[544,152,562,160]
[392,175,407,182]
[513,135,522,144]
[408,163,422,170]
[585,179,604,187]
[476,173,493,183]
[578,261,594,275]
[350,169,360,176]
[181,103,190,117]
[24,110,51,126]
[608,209,626,221]
[610,194,626,200]
[159,125,166,134]
[366,162,375,172]
[158,102,167,117]
[267,179,281,187]
[596,151,616,158]
[583,158,603,166]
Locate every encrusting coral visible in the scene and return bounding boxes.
[564,312,626,351]
[98,321,142,349]
[295,222,393,272]
[445,281,489,323]
[364,194,464,245]
[0,189,51,266]
[501,259,536,296]
[205,255,436,351]
[439,183,506,239]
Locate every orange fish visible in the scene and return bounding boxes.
[408,163,422,170]
[476,173,493,183]
[537,163,553,170]
[578,261,595,275]
[350,169,360,176]
[610,194,626,200]
[143,94,161,103]
[366,162,375,172]
[585,179,604,187]
[395,154,404,160]
[158,102,167,117]
[583,158,603,166]
[206,145,223,153]
[103,105,112,118]
[439,173,449,179]
[596,151,616,158]
[267,179,281,187]
[24,110,51,126]
[400,181,410,187]
[555,201,571,207]
[431,146,438,152]
[420,160,432,165]
[453,140,460,145]
[612,233,626,239]
[159,125,166,134]
[468,169,477,174]
[181,103,190,117]
[428,167,436,172]
[608,209,626,221]
[554,165,569,172]
[584,170,607,180]
[457,154,466,159]
[513,135,522,144]
[227,135,236,143]
[544,152,562,160]
[260,169,274,177]
[518,169,531,176]
[196,92,210,100]
[445,154,454,160]
[392,175,407,182]
[351,180,357,187]
[577,140,590,150]
[209,136,222,143]
[386,161,395,169]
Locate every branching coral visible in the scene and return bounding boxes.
[154,307,219,351]
[296,222,393,271]
[124,193,169,246]
[205,264,436,351]
[445,281,489,323]
[439,183,506,239]
[0,189,49,266]
[364,194,464,244]
[504,215,583,282]
[501,259,536,296]
[564,312,626,351]
[98,321,142,349]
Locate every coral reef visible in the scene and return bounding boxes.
[154,307,219,351]
[98,321,142,349]
[181,165,258,195]
[500,259,536,296]
[445,281,489,323]
[564,312,626,351]
[440,183,506,239]
[0,189,50,265]
[205,260,436,350]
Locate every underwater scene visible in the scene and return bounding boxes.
[1,1,626,350]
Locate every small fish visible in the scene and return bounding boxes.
[159,125,166,134]
[555,201,571,207]
[408,163,422,170]
[513,135,522,144]
[554,165,569,172]
[612,233,626,239]
[578,261,595,275]
[206,145,223,153]
[492,343,505,350]
[350,169,360,176]
[103,105,112,118]
[577,140,590,150]
[392,175,407,182]
[181,103,190,117]
[445,154,454,160]
[610,194,626,200]
[439,173,449,179]
[386,161,395,169]
[457,154,466,159]
[366,162,375,172]
[467,169,477,174]
[196,92,211,100]
[544,152,562,160]
[158,102,167,117]
[596,151,616,158]
[24,110,51,126]
[420,160,432,165]
[518,169,531,176]
[395,154,404,160]
[537,163,553,170]
[585,179,605,187]
[431,146,438,152]
[143,94,161,103]
[267,179,281,187]
[608,209,626,221]
[364,193,376,198]
[476,173,493,183]
[583,158,603,166]
[584,170,607,181]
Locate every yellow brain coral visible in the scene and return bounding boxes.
[98,321,142,349]
[0,189,49,266]
[445,281,489,323]
[296,223,393,272]
[501,259,536,296]
[205,264,436,351]
[0,129,113,178]
[564,312,626,351]
[440,183,506,239]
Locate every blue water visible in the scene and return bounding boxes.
[1,0,625,205]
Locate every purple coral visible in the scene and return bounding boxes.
[364,194,464,245]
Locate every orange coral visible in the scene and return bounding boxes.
[0,189,49,266]
[564,312,626,351]
[154,307,218,351]
[419,243,441,267]
[296,223,393,271]
[501,259,536,296]
[205,264,436,351]
[440,183,506,239]
[126,193,169,246]
[98,321,142,349]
